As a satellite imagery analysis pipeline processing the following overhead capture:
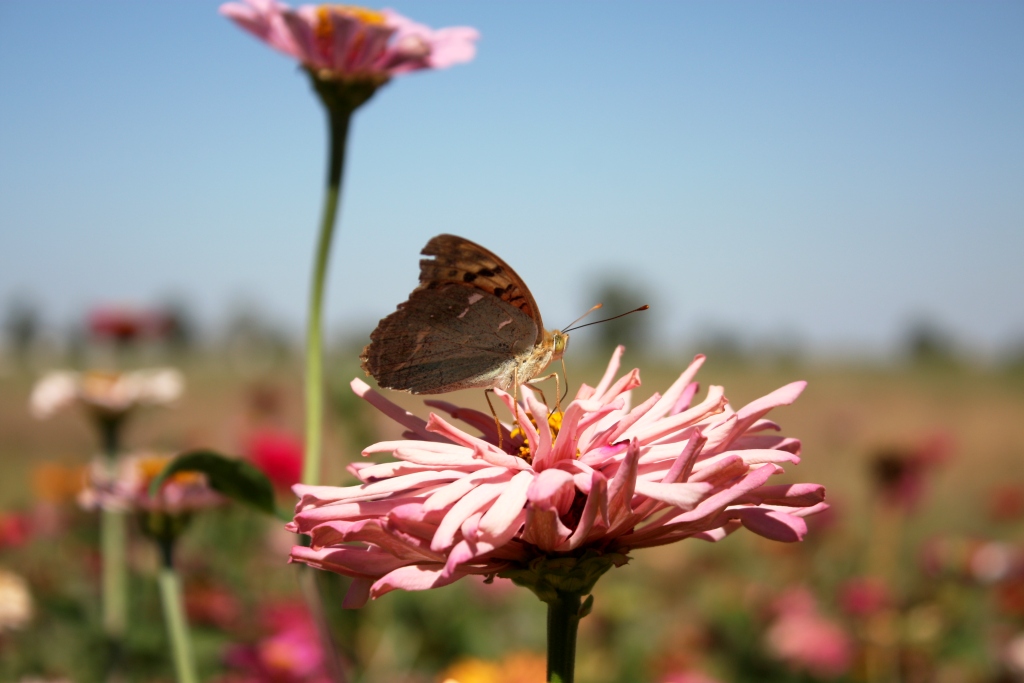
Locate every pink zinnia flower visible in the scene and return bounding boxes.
[79,452,222,515]
[223,602,330,683]
[764,588,854,679]
[289,348,827,607]
[220,1,478,82]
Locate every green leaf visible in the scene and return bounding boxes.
[149,451,286,519]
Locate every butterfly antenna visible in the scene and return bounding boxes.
[560,303,603,332]
[562,305,650,334]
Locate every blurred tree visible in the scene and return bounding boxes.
[3,295,41,368]
[904,319,960,367]
[158,297,197,356]
[586,277,652,357]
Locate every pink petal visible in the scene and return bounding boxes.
[733,508,807,542]
[564,472,609,550]
[424,399,511,444]
[735,483,825,507]
[430,479,512,552]
[290,545,408,579]
[591,345,625,399]
[633,355,705,427]
[734,382,807,434]
[423,466,511,512]
[623,385,727,444]
[633,480,712,511]
[352,379,436,441]
[478,470,533,539]
[522,504,572,551]
[343,577,373,608]
[670,382,700,416]
[527,468,575,514]
[606,439,641,526]
[370,564,462,598]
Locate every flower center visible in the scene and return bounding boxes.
[137,455,201,487]
[314,4,386,44]
[81,371,121,401]
[511,411,564,462]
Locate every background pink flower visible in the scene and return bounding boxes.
[764,587,854,679]
[289,347,827,607]
[220,1,478,79]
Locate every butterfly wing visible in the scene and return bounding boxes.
[361,283,538,393]
[415,234,545,337]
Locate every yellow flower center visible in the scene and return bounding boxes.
[315,4,386,39]
[81,371,121,401]
[511,411,564,461]
[137,455,201,488]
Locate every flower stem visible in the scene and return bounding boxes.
[547,591,583,683]
[302,106,352,487]
[101,508,127,639]
[157,540,198,683]
[99,417,127,643]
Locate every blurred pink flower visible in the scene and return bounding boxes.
[290,348,827,607]
[660,673,723,683]
[223,602,330,683]
[30,368,183,421]
[247,429,304,490]
[221,1,478,81]
[79,452,222,515]
[868,433,952,511]
[765,588,854,679]
[838,576,891,617]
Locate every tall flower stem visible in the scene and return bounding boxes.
[302,104,352,487]
[546,591,583,683]
[98,417,127,644]
[157,539,198,683]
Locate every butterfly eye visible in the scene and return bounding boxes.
[553,333,568,357]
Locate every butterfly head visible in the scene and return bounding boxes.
[550,330,569,360]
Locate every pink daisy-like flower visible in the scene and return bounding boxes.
[79,452,222,516]
[289,348,827,607]
[220,1,478,82]
[764,588,854,679]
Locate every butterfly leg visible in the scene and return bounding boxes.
[483,388,505,451]
[526,372,562,417]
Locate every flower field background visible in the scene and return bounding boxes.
[2,346,1022,682]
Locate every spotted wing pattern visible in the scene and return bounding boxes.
[415,234,544,339]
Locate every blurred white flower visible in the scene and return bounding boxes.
[30,368,184,420]
[0,568,34,631]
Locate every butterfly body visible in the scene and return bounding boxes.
[361,235,567,394]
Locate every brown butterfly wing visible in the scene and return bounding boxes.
[361,283,538,394]
[416,234,545,340]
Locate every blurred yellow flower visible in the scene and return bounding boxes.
[31,462,87,504]
[439,652,545,683]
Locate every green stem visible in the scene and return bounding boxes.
[302,106,352,487]
[101,507,127,640]
[99,416,127,642]
[547,591,582,683]
[158,541,198,683]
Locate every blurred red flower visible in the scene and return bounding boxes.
[247,429,304,491]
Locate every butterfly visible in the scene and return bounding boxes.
[360,234,567,394]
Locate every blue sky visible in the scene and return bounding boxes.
[1,2,1022,356]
